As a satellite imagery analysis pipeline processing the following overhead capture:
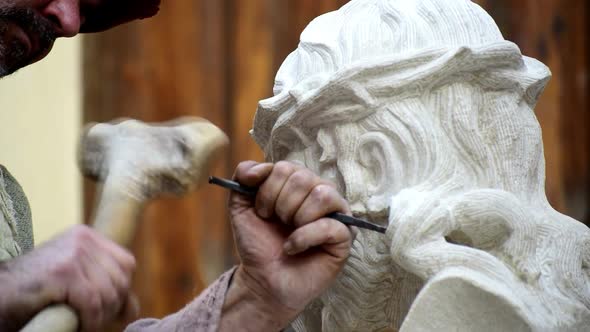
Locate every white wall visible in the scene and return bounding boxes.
[0,37,81,244]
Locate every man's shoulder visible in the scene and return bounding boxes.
[0,165,34,254]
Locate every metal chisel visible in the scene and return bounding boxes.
[209,176,386,234]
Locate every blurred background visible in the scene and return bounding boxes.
[0,0,587,327]
[0,37,82,243]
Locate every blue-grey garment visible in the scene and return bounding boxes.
[0,165,34,260]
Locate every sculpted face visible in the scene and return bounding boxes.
[0,0,94,76]
[281,109,404,223]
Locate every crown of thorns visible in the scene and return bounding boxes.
[252,42,550,159]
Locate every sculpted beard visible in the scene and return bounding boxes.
[0,6,56,76]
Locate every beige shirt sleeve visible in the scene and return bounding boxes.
[125,267,237,332]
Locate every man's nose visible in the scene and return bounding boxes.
[41,0,81,37]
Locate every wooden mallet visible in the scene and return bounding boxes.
[21,117,228,332]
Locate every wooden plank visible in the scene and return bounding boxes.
[82,0,233,324]
[557,0,588,223]
[226,0,272,166]
[226,1,349,167]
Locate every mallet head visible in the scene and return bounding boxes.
[79,117,229,200]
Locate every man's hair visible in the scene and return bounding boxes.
[80,0,160,33]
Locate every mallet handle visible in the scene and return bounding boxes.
[21,180,142,332]
[19,305,78,332]
[92,181,144,245]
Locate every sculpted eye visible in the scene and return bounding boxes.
[316,129,345,192]
[318,132,336,164]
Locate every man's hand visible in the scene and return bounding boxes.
[0,225,137,332]
[220,161,353,331]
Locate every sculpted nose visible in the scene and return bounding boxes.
[42,0,81,37]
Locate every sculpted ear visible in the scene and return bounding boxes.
[356,132,401,215]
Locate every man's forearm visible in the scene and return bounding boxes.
[0,260,49,331]
[0,265,19,331]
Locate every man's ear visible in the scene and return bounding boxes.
[355,132,401,216]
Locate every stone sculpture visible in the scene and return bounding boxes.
[251,0,590,331]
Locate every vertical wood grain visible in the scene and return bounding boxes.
[225,1,348,164]
[226,0,272,166]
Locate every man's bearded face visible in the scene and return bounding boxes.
[0,5,57,76]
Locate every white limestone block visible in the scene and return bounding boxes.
[252,0,590,330]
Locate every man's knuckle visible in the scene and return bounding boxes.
[339,197,350,211]
[234,161,255,180]
[67,241,87,264]
[289,170,307,185]
[116,251,136,272]
[120,275,132,292]
[125,255,137,272]
[71,226,98,249]
[291,233,303,246]
[236,160,254,173]
[319,218,332,232]
[335,223,351,241]
[237,160,251,168]
[325,233,335,244]
[54,249,85,278]
[77,288,101,313]
[52,261,75,279]
[71,224,93,239]
[101,286,117,306]
[274,161,294,177]
[289,170,313,190]
[109,274,131,301]
[311,185,334,205]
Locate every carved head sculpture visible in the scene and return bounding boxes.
[252,0,590,331]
